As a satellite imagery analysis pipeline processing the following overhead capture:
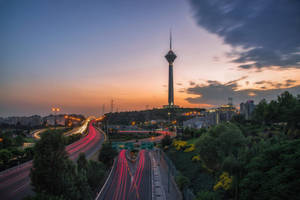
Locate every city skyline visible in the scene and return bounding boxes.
[1,0,300,117]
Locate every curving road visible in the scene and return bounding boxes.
[0,121,104,200]
[97,149,152,200]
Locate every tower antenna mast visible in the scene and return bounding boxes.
[170,29,172,50]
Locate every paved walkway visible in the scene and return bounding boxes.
[152,150,182,200]
[150,152,166,200]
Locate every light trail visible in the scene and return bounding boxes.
[0,120,104,200]
[129,150,145,194]
[98,149,153,200]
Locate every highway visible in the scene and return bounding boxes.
[119,130,176,144]
[97,149,152,200]
[65,118,90,136]
[0,121,104,200]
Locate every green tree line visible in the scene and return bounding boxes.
[164,91,300,200]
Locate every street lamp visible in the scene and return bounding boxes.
[51,107,60,129]
[167,112,171,127]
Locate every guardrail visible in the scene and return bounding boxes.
[94,158,116,200]
[160,149,196,200]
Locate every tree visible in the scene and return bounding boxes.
[196,123,246,171]
[98,142,118,166]
[77,153,88,172]
[161,135,172,148]
[24,193,65,200]
[74,169,92,200]
[86,160,105,192]
[10,147,24,161]
[15,135,24,146]
[0,149,12,166]
[196,190,219,200]
[231,114,246,124]
[175,175,190,191]
[24,147,34,159]
[240,139,300,200]
[252,99,268,124]
[30,132,95,199]
[30,132,76,197]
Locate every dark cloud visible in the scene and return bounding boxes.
[189,0,300,70]
[207,80,221,86]
[189,81,196,86]
[286,79,296,84]
[255,81,267,85]
[185,79,300,105]
[285,79,296,87]
[254,80,298,89]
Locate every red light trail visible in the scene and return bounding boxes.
[0,121,104,200]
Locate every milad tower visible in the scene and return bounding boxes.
[165,31,177,108]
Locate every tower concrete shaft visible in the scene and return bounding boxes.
[168,63,174,106]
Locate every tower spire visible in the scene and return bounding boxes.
[169,29,172,50]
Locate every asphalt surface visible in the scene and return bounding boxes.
[97,149,152,200]
[0,122,104,200]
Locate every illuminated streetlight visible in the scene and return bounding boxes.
[51,107,60,129]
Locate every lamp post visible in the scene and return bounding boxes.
[168,111,171,129]
[51,107,60,129]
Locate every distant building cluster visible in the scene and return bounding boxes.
[240,100,255,120]
[0,114,84,127]
[183,104,237,129]
[0,115,43,127]
[182,111,202,117]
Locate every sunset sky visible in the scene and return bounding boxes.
[1,0,300,117]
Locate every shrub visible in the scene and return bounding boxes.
[175,175,190,191]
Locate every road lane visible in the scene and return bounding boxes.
[0,122,104,200]
[97,150,152,200]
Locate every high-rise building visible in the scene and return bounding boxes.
[165,31,177,108]
[240,100,255,120]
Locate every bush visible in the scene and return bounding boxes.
[175,175,190,191]
[196,190,220,200]
[0,149,12,166]
[161,135,172,148]
[98,142,118,167]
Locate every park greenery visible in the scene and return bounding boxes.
[0,128,34,171]
[0,127,78,171]
[28,131,107,200]
[163,91,300,200]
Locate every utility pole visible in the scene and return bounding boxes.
[102,104,105,115]
[110,99,114,113]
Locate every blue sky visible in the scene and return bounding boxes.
[1,0,300,117]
